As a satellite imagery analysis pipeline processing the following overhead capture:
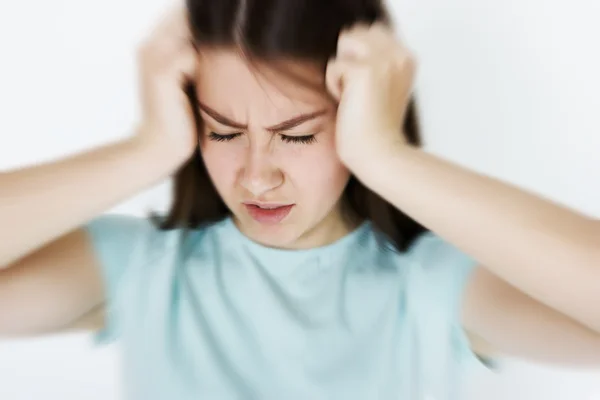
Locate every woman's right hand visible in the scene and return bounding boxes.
[135,6,198,169]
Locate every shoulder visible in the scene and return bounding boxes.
[405,232,474,267]
[86,213,151,233]
[85,214,233,263]
[400,233,484,384]
[85,214,167,254]
[85,214,197,271]
[402,232,477,284]
[400,231,479,322]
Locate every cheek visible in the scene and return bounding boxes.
[311,157,350,201]
[285,133,350,201]
[200,140,242,197]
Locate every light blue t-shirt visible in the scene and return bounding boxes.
[85,215,484,400]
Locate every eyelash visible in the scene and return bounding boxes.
[208,132,317,145]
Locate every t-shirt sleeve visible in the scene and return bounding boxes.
[84,214,155,345]
[404,232,485,393]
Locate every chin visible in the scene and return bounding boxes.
[236,214,307,249]
[256,232,301,249]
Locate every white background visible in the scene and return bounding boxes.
[1,0,599,398]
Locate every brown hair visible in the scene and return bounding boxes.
[156,0,427,252]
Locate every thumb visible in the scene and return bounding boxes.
[325,58,346,102]
[326,57,363,103]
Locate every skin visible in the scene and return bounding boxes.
[192,28,600,366]
[326,23,600,366]
[196,49,353,249]
[0,5,599,377]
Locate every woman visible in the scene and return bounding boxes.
[0,0,598,399]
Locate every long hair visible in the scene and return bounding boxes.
[156,0,428,252]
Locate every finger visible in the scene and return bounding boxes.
[325,58,358,102]
[368,23,398,47]
[176,46,199,84]
[336,22,374,59]
[338,22,400,60]
[368,22,393,37]
[145,5,191,49]
[159,44,198,86]
[138,8,197,68]
[325,60,340,102]
[337,33,369,60]
[140,46,198,114]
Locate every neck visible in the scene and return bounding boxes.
[292,206,362,250]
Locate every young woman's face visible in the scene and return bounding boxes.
[195,48,352,249]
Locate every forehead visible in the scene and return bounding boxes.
[194,48,332,122]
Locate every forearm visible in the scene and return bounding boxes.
[0,135,173,269]
[354,144,600,331]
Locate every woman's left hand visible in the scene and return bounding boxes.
[326,23,416,169]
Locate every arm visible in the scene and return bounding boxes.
[355,145,600,335]
[463,266,600,367]
[0,5,197,337]
[0,138,172,337]
[0,138,170,269]
[328,23,600,365]
[0,6,196,270]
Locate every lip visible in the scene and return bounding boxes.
[242,201,294,208]
[242,202,295,224]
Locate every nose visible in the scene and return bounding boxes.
[239,145,284,197]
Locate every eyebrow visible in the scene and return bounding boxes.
[197,101,328,132]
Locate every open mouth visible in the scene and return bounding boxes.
[243,203,295,224]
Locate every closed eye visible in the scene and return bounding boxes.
[208,132,318,145]
[208,132,242,142]
[280,134,317,144]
